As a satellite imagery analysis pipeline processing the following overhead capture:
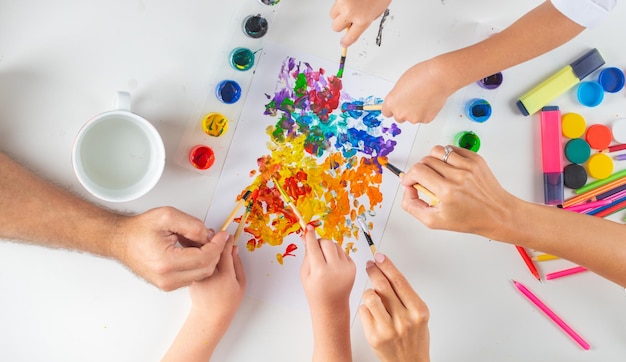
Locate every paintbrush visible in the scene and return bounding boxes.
[357,217,377,255]
[272,177,308,231]
[381,161,439,205]
[343,103,383,111]
[337,46,347,78]
[220,190,252,231]
[233,204,251,242]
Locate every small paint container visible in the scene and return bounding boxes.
[585,124,612,150]
[202,112,229,137]
[564,138,591,164]
[465,98,491,123]
[230,47,255,71]
[561,113,586,139]
[243,14,269,39]
[189,145,215,170]
[454,131,481,152]
[611,118,626,144]
[576,81,604,107]
[477,72,503,90]
[258,0,280,4]
[598,67,625,93]
[216,80,242,104]
[587,153,613,179]
[563,163,587,189]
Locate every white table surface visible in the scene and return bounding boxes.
[1,1,626,361]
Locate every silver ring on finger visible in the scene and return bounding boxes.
[442,145,454,164]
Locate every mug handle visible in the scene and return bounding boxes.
[114,91,131,112]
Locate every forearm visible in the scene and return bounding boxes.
[0,152,122,257]
[492,197,626,287]
[162,308,227,362]
[310,304,352,362]
[436,1,585,92]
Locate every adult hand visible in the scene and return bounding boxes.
[330,0,391,47]
[110,207,228,291]
[400,145,514,237]
[359,252,430,362]
[382,57,457,124]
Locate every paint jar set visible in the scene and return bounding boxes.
[175,0,280,174]
[561,112,626,189]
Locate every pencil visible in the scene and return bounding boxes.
[512,280,590,350]
[273,178,308,231]
[590,197,626,218]
[381,161,439,205]
[220,190,252,231]
[562,199,612,212]
[515,245,541,281]
[532,253,560,262]
[337,46,347,78]
[599,143,626,153]
[357,217,377,255]
[545,266,588,280]
[562,175,626,207]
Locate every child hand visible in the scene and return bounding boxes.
[300,225,356,311]
[359,252,430,362]
[330,0,392,47]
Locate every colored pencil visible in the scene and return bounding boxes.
[599,143,626,153]
[593,183,626,200]
[357,217,377,255]
[533,253,560,262]
[592,197,626,218]
[220,190,252,231]
[562,199,612,212]
[337,46,347,78]
[562,175,626,207]
[546,266,588,280]
[515,245,541,281]
[512,280,591,350]
[615,154,626,161]
[574,169,626,194]
[273,178,308,231]
[382,161,439,205]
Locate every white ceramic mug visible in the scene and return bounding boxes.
[72,91,165,202]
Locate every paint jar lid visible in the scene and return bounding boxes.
[587,153,614,179]
[454,131,481,152]
[563,163,588,189]
[216,80,242,104]
[230,47,255,71]
[598,67,625,93]
[258,0,280,5]
[189,145,215,170]
[465,98,492,123]
[577,81,604,107]
[564,138,591,164]
[242,14,269,39]
[611,118,626,144]
[561,113,586,139]
[585,124,612,150]
[477,72,503,90]
[202,112,229,137]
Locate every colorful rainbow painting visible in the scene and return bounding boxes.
[205,41,418,314]
[239,56,402,261]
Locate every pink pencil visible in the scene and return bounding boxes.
[512,280,591,350]
[546,266,588,280]
[563,199,612,213]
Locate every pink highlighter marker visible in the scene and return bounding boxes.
[540,106,564,205]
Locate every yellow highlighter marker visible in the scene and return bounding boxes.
[517,48,605,116]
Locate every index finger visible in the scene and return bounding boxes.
[341,23,367,47]
[302,225,325,265]
[374,252,425,311]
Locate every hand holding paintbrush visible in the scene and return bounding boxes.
[379,159,439,206]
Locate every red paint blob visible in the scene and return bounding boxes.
[189,145,215,170]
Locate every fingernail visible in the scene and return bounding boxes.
[374,252,385,263]
[233,245,239,255]
[366,260,375,268]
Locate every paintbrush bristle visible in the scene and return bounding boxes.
[383,162,403,177]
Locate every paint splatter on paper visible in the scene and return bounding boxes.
[238,56,403,257]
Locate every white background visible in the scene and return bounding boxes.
[1,1,625,361]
